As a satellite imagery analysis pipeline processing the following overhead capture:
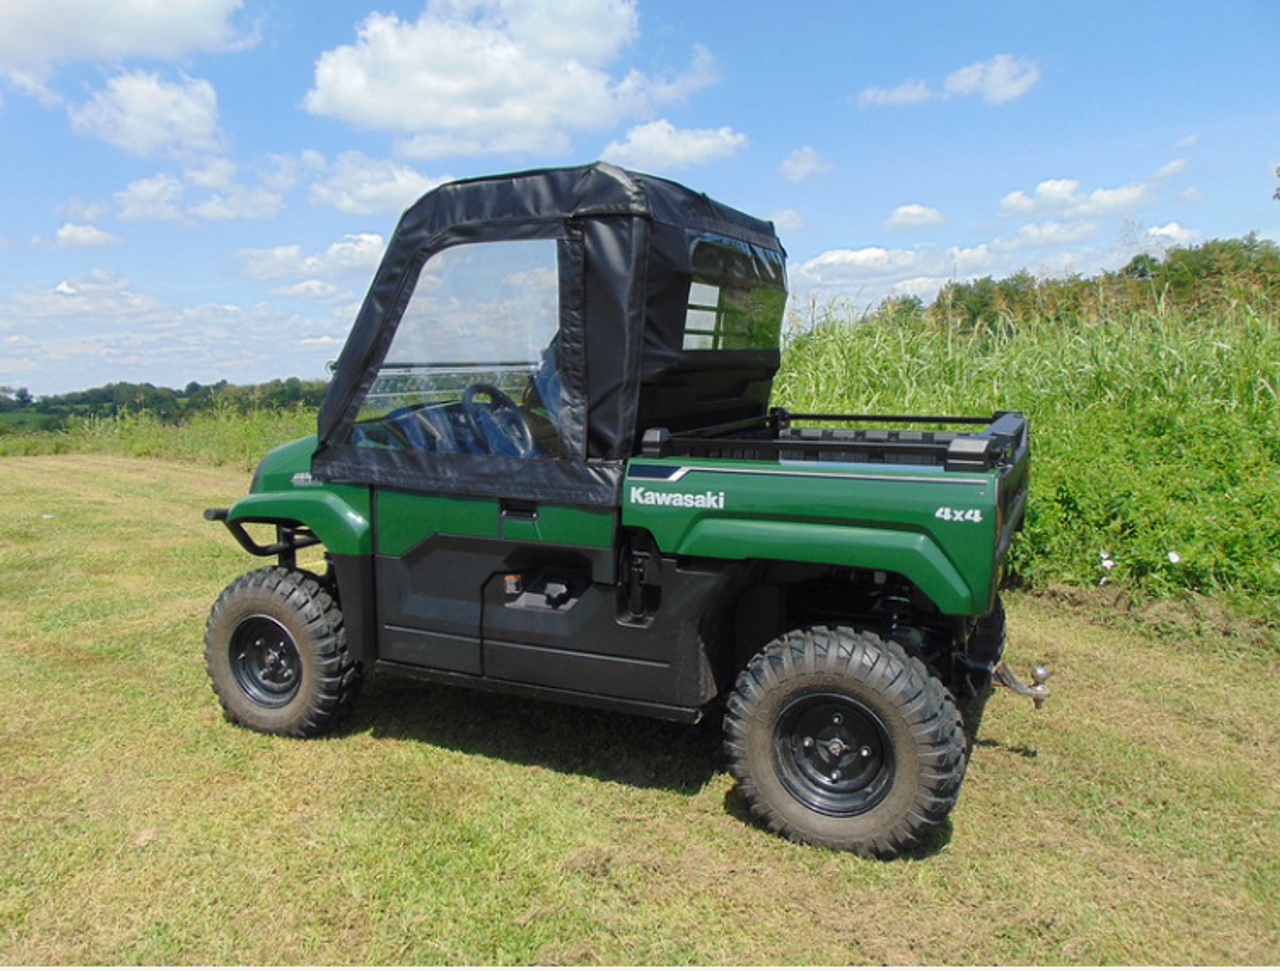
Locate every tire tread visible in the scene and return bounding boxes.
[724,624,967,858]
[204,566,362,737]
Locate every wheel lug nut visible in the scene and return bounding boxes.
[802,736,814,749]
[860,746,873,758]
[830,770,841,781]
[831,713,843,725]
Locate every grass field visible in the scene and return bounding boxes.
[1,454,1277,964]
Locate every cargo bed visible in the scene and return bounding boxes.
[640,408,1029,473]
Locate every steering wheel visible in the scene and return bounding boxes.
[461,383,537,457]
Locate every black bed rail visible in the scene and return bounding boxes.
[640,408,1027,473]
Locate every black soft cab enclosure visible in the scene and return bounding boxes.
[312,162,787,505]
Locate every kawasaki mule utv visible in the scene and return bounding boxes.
[204,163,1038,858]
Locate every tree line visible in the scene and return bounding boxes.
[926,234,1280,330]
[0,377,329,433]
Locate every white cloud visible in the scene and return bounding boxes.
[791,222,1122,307]
[858,79,931,107]
[944,54,1040,105]
[99,155,305,223]
[304,0,717,158]
[770,209,806,233]
[999,178,1079,216]
[185,157,239,190]
[859,54,1039,108]
[1084,184,1153,215]
[995,220,1099,251]
[189,155,306,219]
[1153,158,1188,180]
[999,177,1154,219]
[55,223,122,248]
[309,152,450,214]
[0,0,249,75]
[6,270,163,323]
[600,119,747,172]
[270,280,349,303]
[114,173,186,222]
[190,185,284,221]
[795,246,934,284]
[58,196,111,223]
[299,335,344,349]
[779,147,832,183]
[3,68,60,106]
[886,203,945,231]
[1148,222,1199,246]
[238,234,386,283]
[790,242,1006,309]
[68,71,224,159]
[786,151,1206,311]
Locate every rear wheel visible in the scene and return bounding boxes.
[204,567,361,737]
[724,626,966,858]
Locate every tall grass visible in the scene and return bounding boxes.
[0,401,316,470]
[775,285,1280,630]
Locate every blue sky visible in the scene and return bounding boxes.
[1,0,1276,395]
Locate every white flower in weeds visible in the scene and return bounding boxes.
[1167,551,1182,564]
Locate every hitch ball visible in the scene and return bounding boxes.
[994,661,1053,709]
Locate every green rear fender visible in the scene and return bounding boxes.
[675,517,978,616]
[623,459,1000,617]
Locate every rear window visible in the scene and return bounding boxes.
[682,234,786,351]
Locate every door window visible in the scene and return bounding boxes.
[353,240,565,458]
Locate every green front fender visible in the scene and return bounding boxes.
[227,489,371,557]
[674,518,979,616]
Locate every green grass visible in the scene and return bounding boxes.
[1,455,1278,964]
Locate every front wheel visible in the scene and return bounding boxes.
[204,567,361,737]
[724,626,966,858]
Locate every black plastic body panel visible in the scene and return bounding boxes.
[481,557,730,708]
[367,533,737,715]
[329,553,376,665]
[376,535,495,674]
[372,660,706,724]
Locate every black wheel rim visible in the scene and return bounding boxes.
[773,692,895,816]
[229,615,301,708]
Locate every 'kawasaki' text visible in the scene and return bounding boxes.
[629,486,726,510]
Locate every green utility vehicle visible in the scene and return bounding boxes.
[204,163,1041,858]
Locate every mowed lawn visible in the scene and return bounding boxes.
[1,454,1276,965]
